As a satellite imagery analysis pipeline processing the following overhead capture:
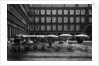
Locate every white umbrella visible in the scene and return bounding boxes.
[23,35,29,37]
[36,35,46,38]
[46,34,58,38]
[29,35,36,37]
[59,34,72,37]
[75,34,89,43]
[59,34,73,39]
[17,34,23,37]
[74,34,89,37]
[46,34,58,47]
[59,34,73,42]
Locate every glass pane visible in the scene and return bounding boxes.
[47,25,51,31]
[81,9,85,15]
[29,25,34,30]
[31,9,34,14]
[52,9,56,15]
[78,4,88,7]
[58,9,62,15]
[64,25,68,31]
[70,17,74,23]
[70,25,74,31]
[52,17,56,23]
[35,17,39,23]
[64,17,68,23]
[64,9,68,15]
[89,9,92,15]
[76,9,80,15]
[58,17,62,23]
[35,9,39,15]
[81,17,85,23]
[52,25,56,31]
[41,9,45,15]
[35,25,39,31]
[46,17,51,23]
[30,17,34,22]
[58,25,62,31]
[46,9,51,15]
[41,17,45,23]
[41,25,45,31]
[65,4,76,7]
[76,17,80,23]
[70,9,74,15]
[76,25,80,31]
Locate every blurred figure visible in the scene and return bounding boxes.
[7,39,12,52]
[28,39,34,44]
[10,38,15,45]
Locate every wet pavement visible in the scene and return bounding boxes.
[7,51,92,61]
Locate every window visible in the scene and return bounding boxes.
[65,4,76,7]
[64,25,68,31]
[76,17,80,23]
[89,9,92,15]
[58,17,62,23]
[76,9,80,15]
[70,17,74,23]
[30,17,34,22]
[47,25,51,31]
[46,9,51,15]
[81,17,85,23]
[52,17,56,23]
[81,9,85,15]
[64,10,68,15]
[41,25,45,31]
[52,9,56,15]
[41,17,45,23]
[32,25,34,30]
[58,9,62,15]
[70,9,74,15]
[78,4,88,7]
[35,9,39,15]
[64,17,68,23]
[41,9,45,15]
[35,17,39,23]
[29,25,34,30]
[35,25,39,31]
[31,9,34,14]
[52,25,56,31]
[46,17,51,23]
[58,25,62,31]
[70,25,74,31]
[89,17,92,23]
[76,25,80,31]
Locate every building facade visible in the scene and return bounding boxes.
[7,4,92,40]
[7,4,30,38]
[27,4,92,38]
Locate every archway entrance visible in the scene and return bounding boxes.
[85,25,92,40]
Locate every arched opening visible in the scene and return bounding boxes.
[85,25,92,40]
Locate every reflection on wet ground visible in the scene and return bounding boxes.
[7,41,92,61]
[7,51,92,61]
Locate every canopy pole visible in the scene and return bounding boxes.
[74,33,76,41]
